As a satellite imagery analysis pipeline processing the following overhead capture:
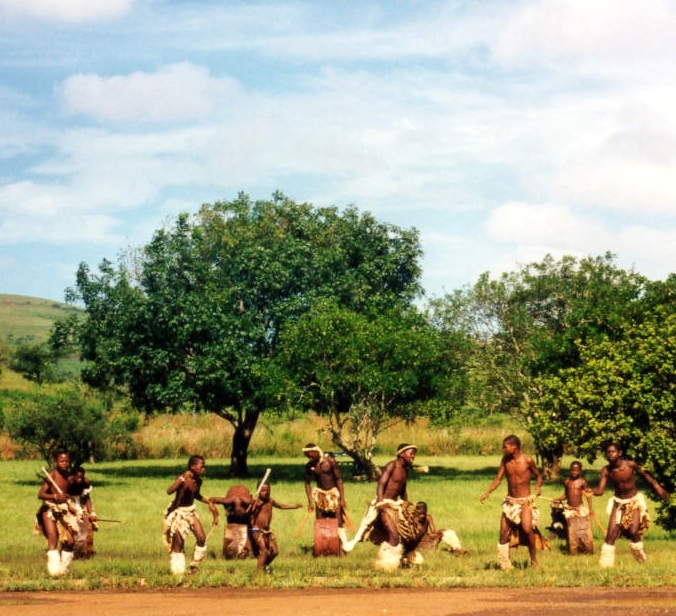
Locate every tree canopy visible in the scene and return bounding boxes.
[277,300,443,478]
[68,193,423,476]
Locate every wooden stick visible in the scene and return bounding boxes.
[590,510,607,538]
[41,467,64,494]
[342,509,356,532]
[254,468,272,499]
[293,509,312,538]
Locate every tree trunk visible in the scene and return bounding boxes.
[228,409,260,478]
[537,443,563,481]
[350,452,381,481]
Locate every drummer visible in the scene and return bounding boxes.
[302,444,349,548]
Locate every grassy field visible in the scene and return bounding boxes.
[0,294,79,344]
[2,455,674,592]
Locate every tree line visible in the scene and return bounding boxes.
[2,193,675,529]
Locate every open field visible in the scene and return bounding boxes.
[0,294,79,344]
[2,455,674,593]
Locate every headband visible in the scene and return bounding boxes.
[302,446,323,457]
[396,444,418,456]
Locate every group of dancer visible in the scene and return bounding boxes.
[480,435,669,570]
[36,435,669,577]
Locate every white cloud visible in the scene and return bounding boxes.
[0,0,134,23]
[59,63,239,123]
[485,202,602,246]
[493,0,676,71]
[482,201,676,283]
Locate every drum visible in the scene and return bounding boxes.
[223,523,251,559]
[314,517,341,556]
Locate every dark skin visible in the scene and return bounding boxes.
[166,458,218,553]
[37,452,75,551]
[303,451,346,520]
[593,444,669,545]
[480,439,543,568]
[377,447,416,546]
[554,463,593,510]
[68,469,97,522]
[248,484,302,571]
[209,486,253,524]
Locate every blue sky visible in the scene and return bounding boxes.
[2,0,676,303]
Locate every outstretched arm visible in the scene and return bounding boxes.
[636,465,669,501]
[272,499,303,510]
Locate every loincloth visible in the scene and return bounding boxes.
[361,499,420,545]
[312,487,341,514]
[34,501,79,543]
[607,492,650,535]
[501,495,549,551]
[250,526,275,552]
[163,504,196,551]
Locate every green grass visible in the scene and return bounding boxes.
[2,455,674,591]
[0,294,80,345]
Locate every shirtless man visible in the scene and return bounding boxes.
[248,483,302,573]
[480,434,545,570]
[163,455,219,575]
[344,443,418,571]
[303,444,348,547]
[376,443,416,545]
[553,461,594,554]
[36,450,77,577]
[593,442,669,568]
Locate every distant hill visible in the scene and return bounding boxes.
[0,294,81,345]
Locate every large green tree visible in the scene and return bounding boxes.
[434,253,649,478]
[277,301,443,479]
[68,193,422,476]
[528,305,676,528]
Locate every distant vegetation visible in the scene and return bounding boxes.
[0,294,80,344]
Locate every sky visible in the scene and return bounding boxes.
[2,0,676,304]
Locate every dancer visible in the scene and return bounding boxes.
[248,483,302,573]
[163,455,219,575]
[36,450,77,577]
[344,444,419,571]
[303,443,348,552]
[480,434,548,570]
[593,442,669,568]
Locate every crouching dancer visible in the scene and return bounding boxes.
[343,444,420,571]
[36,450,78,577]
[593,442,669,568]
[163,455,219,575]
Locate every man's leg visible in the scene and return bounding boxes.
[520,505,539,568]
[600,505,620,568]
[497,514,513,570]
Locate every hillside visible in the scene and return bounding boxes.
[0,294,81,344]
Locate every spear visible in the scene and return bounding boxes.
[41,467,64,494]
[253,468,272,499]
